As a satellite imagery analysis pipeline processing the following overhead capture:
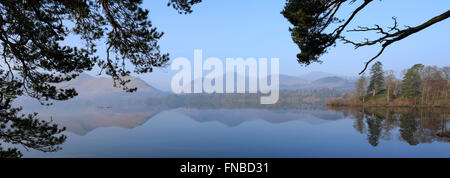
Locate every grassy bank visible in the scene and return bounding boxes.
[326,92,450,108]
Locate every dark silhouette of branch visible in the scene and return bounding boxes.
[343,10,450,74]
[283,0,450,74]
[333,0,372,39]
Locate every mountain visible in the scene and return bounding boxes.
[278,74,311,90]
[188,73,354,91]
[300,71,359,81]
[16,73,164,112]
[58,73,162,98]
[299,71,337,80]
[309,76,355,89]
[278,75,355,90]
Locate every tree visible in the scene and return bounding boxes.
[401,64,423,98]
[0,69,66,158]
[367,61,384,96]
[354,74,366,102]
[442,66,450,98]
[281,0,450,74]
[384,70,396,103]
[0,0,201,104]
[0,0,200,157]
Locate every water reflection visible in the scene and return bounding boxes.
[3,96,450,157]
[328,106,450,146]
[175,108,344,127]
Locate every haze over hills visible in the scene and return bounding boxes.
[14,72,355,108]
[189,72,356,91]
[13,72,355,114]
[278,75,355,90]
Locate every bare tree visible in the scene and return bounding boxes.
[385,70,396,103]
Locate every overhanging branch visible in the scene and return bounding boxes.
[342,10,450,74]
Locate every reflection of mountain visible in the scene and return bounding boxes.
[175,108,345,127]
[36,106,161,136]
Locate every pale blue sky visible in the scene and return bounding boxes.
[101,0,450,90]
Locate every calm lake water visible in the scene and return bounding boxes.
[16,106,450,158]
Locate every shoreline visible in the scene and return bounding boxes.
[326,104,449,108]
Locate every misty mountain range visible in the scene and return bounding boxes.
[190,72,356,92]
[12,72,354,135]
[15,72,355,110]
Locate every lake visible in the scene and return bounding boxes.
[14,105,450,158]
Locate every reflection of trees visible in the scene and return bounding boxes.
[366,113,382,147]
[399,112,419,145]
[327,106,449,147]
[381,109,397,141]
[1,71,66,158]
[351,109,365,134]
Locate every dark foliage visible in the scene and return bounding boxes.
[0,0,200,104]
[0,0,200,157]
[0,70,66,158]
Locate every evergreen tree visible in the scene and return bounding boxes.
[0,0,201,157]
[401,64,423,98]
[368,62,385,96]
[0,0,200,103]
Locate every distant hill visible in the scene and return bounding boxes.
[57,73,163,98]
[16,73,164,111]
[278,74,311,90]
[309,76,355,89]
[299,71,337,80]
[300,71,359,80]
[274,75,355,90]
[189,73,355,91]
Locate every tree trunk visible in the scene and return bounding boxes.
[386,85,390,103]
[422,85,425,105]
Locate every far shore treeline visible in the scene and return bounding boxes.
[327,62,449,108]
